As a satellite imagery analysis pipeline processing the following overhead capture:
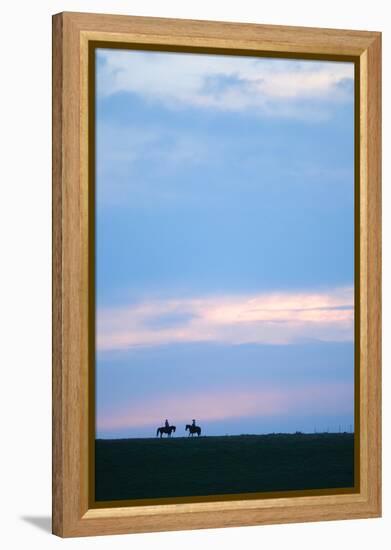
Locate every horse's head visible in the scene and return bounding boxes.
[172,426,176,432]
[185,424,190,430]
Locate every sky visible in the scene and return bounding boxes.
[95,48,355,439]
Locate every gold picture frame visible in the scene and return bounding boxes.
[52,11,381,537]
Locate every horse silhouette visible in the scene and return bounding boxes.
[156,425,176,438]
[186,424,201,437]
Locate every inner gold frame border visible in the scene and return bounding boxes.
[87,38,362,511]
[52,12,381,538]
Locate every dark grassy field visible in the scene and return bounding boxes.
[95,433,354,502]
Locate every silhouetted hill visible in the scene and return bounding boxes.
[95,433,354,501]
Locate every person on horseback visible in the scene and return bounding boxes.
[165,419,169,429]
[192,419,196,428]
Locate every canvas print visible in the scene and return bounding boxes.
[94,48,356,503]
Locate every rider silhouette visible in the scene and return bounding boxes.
[192,419,196,427]
[165,419,169,428]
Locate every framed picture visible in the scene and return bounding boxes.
[52,12,381,537]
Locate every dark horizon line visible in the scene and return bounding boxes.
[96,431,355,441]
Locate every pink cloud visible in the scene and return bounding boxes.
[97,382,353,432]
[97,287,354,351]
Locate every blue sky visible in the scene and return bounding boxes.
[95,49,355,438]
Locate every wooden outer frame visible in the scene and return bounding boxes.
[52,11,381,538]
